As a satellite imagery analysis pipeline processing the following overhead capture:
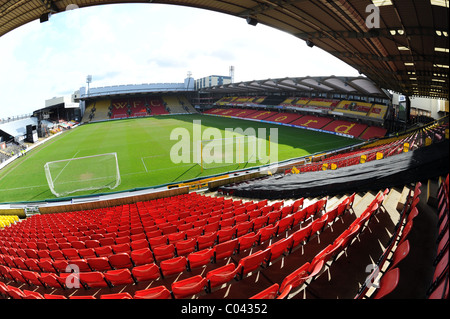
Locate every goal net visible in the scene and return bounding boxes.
[199,135,268,170]
[44,153,121,197]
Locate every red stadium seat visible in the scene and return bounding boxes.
[371,268,400,299]
[267,237,293,263]
[112,243,131,255]
[149,235,168,249]
[275,215,294,235]
[250,283,279,299]
[134,286,172,299]
[130,247,154,266]
[108,253,134,269]
[257,224,278,244]
[21,270,45,287]
[168,231,187,244]
[237,232,259,253]
[104,268,136,286]
[217,226,237,243]
[131,239,149,251]
[388,239,410,270]
[187,249,214,270]
[206,263,240,291]
[213,239,238,262]
[100,292,133,299]
[95,246,113,257]
[79,272,110,289]
[40,273,67,289]
[70,259,92,272]
[236,249,271,279]
[152,244,176,262]
[159,256,187,278]
[62,248,81,260]
[197,232,217,250]
[131,263,161,282]
[87,257,112,272]
[171,275,208,299]
[292,208,308,228]
[22,289,44,299]
[235,220,253,237]
[311,214,328,236]
[78,248,97,259]
[175,238,196,256]
[44,294,67,299]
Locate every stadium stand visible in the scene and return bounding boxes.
[0,168,447,300]
[334,100,374,117]
[162,96,186,114]
[82,100,111,122]
[161,95,197,114]
[203,104,387,140]
[108,96,170,119]
[146,97,170,116]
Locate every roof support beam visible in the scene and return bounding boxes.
[39,0,60,13]
[331,51,449,65]
[294,27,440,41]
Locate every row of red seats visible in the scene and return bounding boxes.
[296,134,413,173]
[0,202,287,266]
[0,198,294,296]
[262,189,388,300]
[192,195,355,299]
[0,195,334,300]
[3,193,220,234]
[0,198,303,281]
[427,174,449,299]
[354,184,421,299]
[0,194,266,244]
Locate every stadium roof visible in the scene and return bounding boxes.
[0,0,448,100]
[200,75,391,98]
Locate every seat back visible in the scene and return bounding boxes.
[267,237,293,262]
[237,249,271,278]
[134,286,172,299]
[131,248,154,266]
[159,256,187,277]
[187,249,214,269]
[257,224,278,244]
[214,239,238,261]
[206,263,238,289]
[279,262,310,292]
[238,232,259,252]
[79,272,110,288]
[372,268,400,299]
[250,283,279,299]
[171,275,207,299]
[108,253,133,269]
[131,263,161,282]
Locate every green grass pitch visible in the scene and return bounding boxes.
[0,114,360,203]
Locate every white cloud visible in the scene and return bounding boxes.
[0,3,359,119]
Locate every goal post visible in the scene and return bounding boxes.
[44,152,121,197]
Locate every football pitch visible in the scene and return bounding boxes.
[0,114,360,203]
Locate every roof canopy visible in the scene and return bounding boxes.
[1,0,448,100]
[201,76,390,98]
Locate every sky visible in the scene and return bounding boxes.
[0,3,360,119]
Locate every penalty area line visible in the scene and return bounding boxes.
[141,157,148,172]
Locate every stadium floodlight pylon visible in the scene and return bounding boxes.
[44,152,121,197]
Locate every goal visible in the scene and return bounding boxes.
[44,153,121,197]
